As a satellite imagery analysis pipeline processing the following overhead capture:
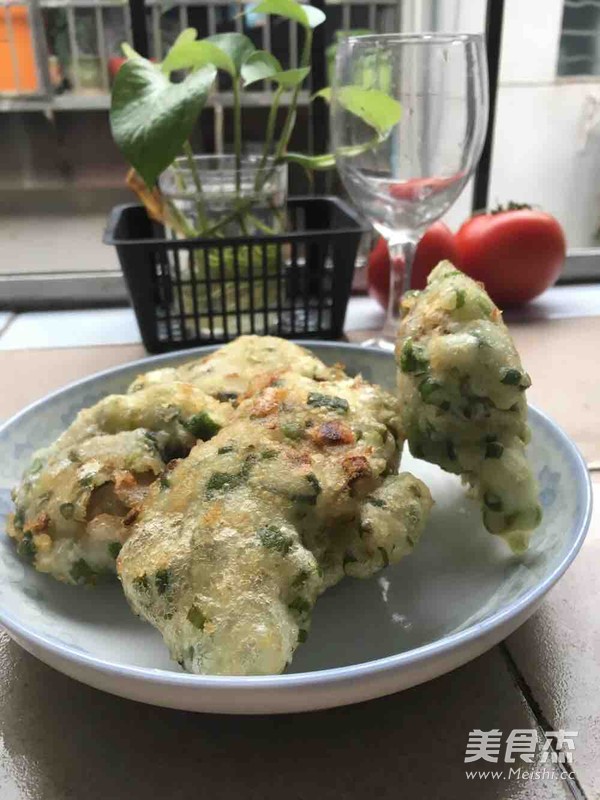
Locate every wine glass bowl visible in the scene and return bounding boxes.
[331,32,489,341]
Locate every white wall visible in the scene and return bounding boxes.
[410,0,600,246]
[499,0,564,84]
[490,0,600,246]
[490,82,600,245]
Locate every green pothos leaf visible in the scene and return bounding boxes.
[121,42,142,60]
[160,27,198,73]
[273,67,310,89]
[315,85,402,135]
[162,39,236,76]
[242,52,310,89]
[241,50,282,86]
[250,0,325,29]
[161,33,256,77]
[110,55,216,187]
[205,33,256,76]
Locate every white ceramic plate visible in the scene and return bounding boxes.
[0,343,592,714]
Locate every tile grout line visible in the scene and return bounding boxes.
[0,313,18,341]
[500,642,588,800]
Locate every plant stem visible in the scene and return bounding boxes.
[246,212,277,235]
[254,85,284,190]
[182,140,209,233]
[231,76,250,235]
[273,28,312,162]
[254,27,313,198]
[200,198,255,238]
[164,198,197,238]
[233,77,242,196]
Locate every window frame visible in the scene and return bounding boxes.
[1,0,600,311]
[0,250,595,312]
[0,271,128,309]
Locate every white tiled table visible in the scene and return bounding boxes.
[0,288,598,800]
[0,297,386,351]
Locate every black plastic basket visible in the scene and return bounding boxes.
[104,196,368,353]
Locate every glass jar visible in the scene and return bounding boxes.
[158,154,287,238]
[158,155,288,337]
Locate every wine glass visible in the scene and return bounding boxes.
[331,33,489,346]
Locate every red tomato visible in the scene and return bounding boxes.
[367,238,393,310]
[455,208,566,306]
[367,222,460,309]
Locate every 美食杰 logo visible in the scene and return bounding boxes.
[464,729,578,781]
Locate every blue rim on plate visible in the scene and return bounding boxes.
[0,342,592,700]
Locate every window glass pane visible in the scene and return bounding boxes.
[1,0,598,300]
[558,0,600,77]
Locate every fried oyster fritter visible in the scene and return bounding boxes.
[118,371,432,676]
[128,335,343,401]
[8,383,231,585]
[395,262,542,552]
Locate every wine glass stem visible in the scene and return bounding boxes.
[382,239,416,339]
